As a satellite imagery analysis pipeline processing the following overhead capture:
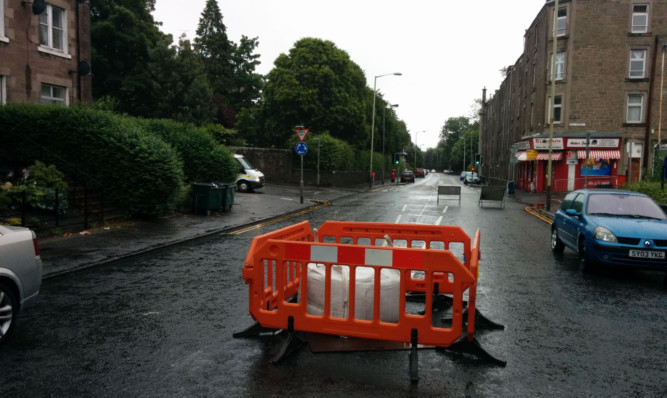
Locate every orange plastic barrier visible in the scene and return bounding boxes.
[241,220,481,348]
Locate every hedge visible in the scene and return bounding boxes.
[0,104,183,217]
[133,118,237,183]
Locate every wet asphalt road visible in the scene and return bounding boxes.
[1,173,666,397]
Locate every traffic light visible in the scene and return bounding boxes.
[471,167,475,172]
[475,154,481,165]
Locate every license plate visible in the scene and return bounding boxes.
[629,250,665,259]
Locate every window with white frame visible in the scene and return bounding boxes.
[41,83,67,106]
[557,8,567,37]
[631,4,648,33]
[626,94,644,123]
[0,75,6,105]
[39,4,67,53]
[0,0,6,41]
[629,49,646,78]
[552,52,565,80]
[548,96,562,124]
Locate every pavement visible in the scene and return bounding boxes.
[37,182,562,279]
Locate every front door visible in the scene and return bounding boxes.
[567,163,576,191]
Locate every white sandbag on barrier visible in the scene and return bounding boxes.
[306,264,349,318]
[305,263,399,323]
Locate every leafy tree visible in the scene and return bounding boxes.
[248,38,368,148]
[439,116,479,171]
[194,0,235,127]
[147,35,216,125]
[90,0,166,116]
[229,36,263,115]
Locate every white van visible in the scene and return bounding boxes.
[234,154,265,192]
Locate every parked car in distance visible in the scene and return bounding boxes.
[464,172,481,185]
[0,226,43,344]
[414,168,425,178]
[460,171,469,181]
[400,169,415,183]
[551,189,667,269]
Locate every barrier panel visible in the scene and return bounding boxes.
[478,186,505,208]
[436,185,461,205]
[240,221,487,352]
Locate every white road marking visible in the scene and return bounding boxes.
[402,204,408,212]
[443,206,448,213]
[436,216,443,225]
[395,214,402,224]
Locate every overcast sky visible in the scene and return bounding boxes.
[153,0,547,149]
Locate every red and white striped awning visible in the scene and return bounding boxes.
[577,150,621,159]
[536,152,563,161]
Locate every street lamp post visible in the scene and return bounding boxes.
[414,130,423,170]
[370,72,402,188]
[383,103,399,184]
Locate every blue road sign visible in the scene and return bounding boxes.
[296,141,308,155]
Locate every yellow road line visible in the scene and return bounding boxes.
[225,200,331,235]
[524,206,553,225]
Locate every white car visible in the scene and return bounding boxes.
[0,226,43,344]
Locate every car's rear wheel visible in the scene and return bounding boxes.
[0,281,18,345]
[551,228,564,254]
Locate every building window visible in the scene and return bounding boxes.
[629,49,646,78]
[41,84,67,106]
[552,52,565,80]
[626,94,643,123]
[631,4,648,33]
[557,8,567,37]
[0,75,6,105]
[0,0,6,40]
[548,96,562,124]
[39,4,67,52]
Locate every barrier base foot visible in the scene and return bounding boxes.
[464,309,505,331]
[271,331,306,364]
[232,321,279,338]
[441,308,504,332]
[440,338,507,367]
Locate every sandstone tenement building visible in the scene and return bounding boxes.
[0,0,91,106]
[480,0,666,193]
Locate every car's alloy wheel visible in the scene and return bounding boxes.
[0,282,18,344]
[551,228,564,254]
[237,181,249,193]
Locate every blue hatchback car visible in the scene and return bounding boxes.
[551,189,667,269]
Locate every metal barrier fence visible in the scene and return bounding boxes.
[2,184,108,232]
